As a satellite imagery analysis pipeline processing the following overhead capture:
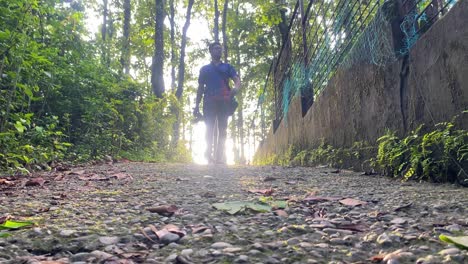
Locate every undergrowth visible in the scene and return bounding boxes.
[255,121,468,186]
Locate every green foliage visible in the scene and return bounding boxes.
[0,0,191,174]
[0,114,70,173]
[375,123,468,185]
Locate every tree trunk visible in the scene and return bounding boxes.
[172,0,194,147]
[221,0,229,61]
[236,40,245,164]
[151,0,165,98]
[101,0,108,65]
[214,0,220,42]
[169,0,176,91]
[120,0,131,75]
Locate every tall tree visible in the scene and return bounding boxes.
[151,0,166,98]
[214,0,220,42]
[101,0,109,65]
[120,0,131,75]
[172,0,195,146]
[221,0,229,61]
[169,0,176,91]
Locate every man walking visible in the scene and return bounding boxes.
[194,42,241,164]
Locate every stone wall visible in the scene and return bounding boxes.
[255,0,468,162]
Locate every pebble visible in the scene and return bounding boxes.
[235,255,249,263]
[59,230,76,237]
[438,247,460,256]
[70,252,93,262]
[180,248,193,256]
[376,233,392,246]
[160,233,180,245]
[223,247,243,253]
[211,242,233,249]
[98,236,119,245]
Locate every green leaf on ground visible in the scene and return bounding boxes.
[0,220,35,230]
[439,234,468,249]
[269,200,288,209]
[0,232,11,238]
[212,201,272,214]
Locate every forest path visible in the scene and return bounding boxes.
[0,162,467,263]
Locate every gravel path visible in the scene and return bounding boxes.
[0,162,467,264]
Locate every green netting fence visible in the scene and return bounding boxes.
[254,0,459,137]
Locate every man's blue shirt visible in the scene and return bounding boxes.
[199,62,237,100]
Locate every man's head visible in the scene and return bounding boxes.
[209,42,222,61]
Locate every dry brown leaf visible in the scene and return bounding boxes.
[69,169,86,175]
[146,205,178,216]
[0,179,14,186]
[0,215,10,224]
[110,172,133,180]
[25,177,46,187]
[140,227,157,243]
[339,198,367,207]
[164,224,186,237]
[155,228,170,239]
[274,209,288,217]
[369,254,385,262]
[78,173,109,181]
[53,173,65,181]
[248,188,274,196]
[190,225,209,234]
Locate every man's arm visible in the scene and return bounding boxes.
[194,83,204,115]
[231,75,241,95]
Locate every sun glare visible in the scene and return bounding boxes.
[191,122,236,165]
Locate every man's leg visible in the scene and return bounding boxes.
[203,103,216,164]
[215,113,229,164]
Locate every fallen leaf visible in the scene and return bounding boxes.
[189,225,209,234]
[25,177,46,187]
[339,198,367,206]
[78,173,109,181]
[147,205,179,216]
[439,234,468,249]
[164,224,186,237]
[248,188,274,196]
[140,227,157,243]
[69,169,86,175]
[274,209,288,217]
[269,200,288,209]
[0,215,10,224]
[154,228,170,239]
[212,201,271,214]
[0,219,35,230]
[369,254,385,262]
[53,172,66,181]
[394,202,412,211]
[110,172,133,180]
[0,179,14,186]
